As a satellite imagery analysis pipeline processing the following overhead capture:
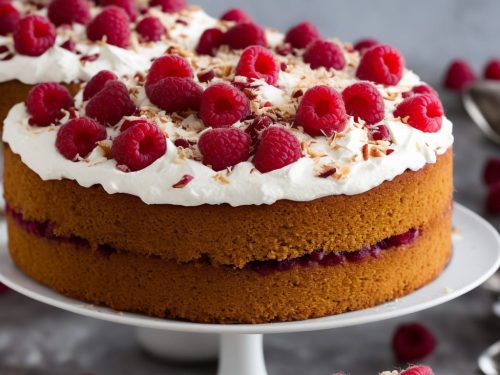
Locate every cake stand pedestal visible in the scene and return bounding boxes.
[1,203,499,375]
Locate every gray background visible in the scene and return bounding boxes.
[2,0,500,374]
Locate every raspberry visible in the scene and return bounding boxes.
[392,323,436,363]
[402,84,439,99]
[199,83,250,128]
[14,15,56,56]
[400,365,434,375]
[342,82,384,124]
[112,120,167,171]
[149,0,186,13]
[284,21,320,49]
[246,115,272,144]
[353,38,379,53]
[147,77,202,112]
[368,124,391,142]
[0,283,8,295]
[26,82,73,126]
[86,6,131,48]
[484,158,500,185]
[224,22,266,50]
[487,182,500,214]
[86,81,136,126]
[56,117,107,160]
[101,0,137,21]
[235,45,279,85]
[60,39,76,52]
[356,44,404,86]
[295,85,347,136]
[145,54,193,90]
[484,59,500,80]
[120,118,145,132]
[253,127,302,173]
[0,2,20,36]
[443,59,476,91]
[136,16,165,42]
[198,128,251,171]
[394,94,443,133]
[303,39,345,71]
[83,70,118,101]
[48,0,90,26]
[196,28,224,56]
[220,8,252,23]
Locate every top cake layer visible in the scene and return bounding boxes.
[2,2,453,207]
[0,0,216,84]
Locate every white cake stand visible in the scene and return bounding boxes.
[0,203,499,375]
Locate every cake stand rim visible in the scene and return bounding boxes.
[0,202,498,334]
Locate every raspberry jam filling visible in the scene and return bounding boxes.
[246,229,419,275]
[6,205,420,275]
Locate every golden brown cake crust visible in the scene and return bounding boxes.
[0,80,80,126]
[4,146,453,267]
[6,209,451,324]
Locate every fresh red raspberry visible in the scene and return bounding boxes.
[353,38,379,53]
[220,8,252,23]
[443,59,476,91]
[13,15,56,56]
[199,83,250,128]
[198,128,251,171]
[235,45,279,85]
[145,54,193,90]
[56,117,107,160]
[484,158,500,185]
[26,82,73,126]
[136,16,165,42]
[342,82,384,124]
[149,0,186,13]
[284,21,320,49]
[147,77,202,112]
[48,0,90,26]
[0,283,8,295]
[224,22,266,50]
[120,118,146,132]
[303,39,345,70]
[112,120,167,171]
[0,2,20,36]
[484,59,500,80]
[392,323,437,363]
[246,115,272,144]
[400,365,434,375]
[196,28,224,56]
[403,84,439,99]
[295,85,347,136]
[487,182,500,214]
[368,124,391,142]
[356,44,404,86]
[253,127,302,173]
[101,0,137,21]
[86,6,131,48]
[86,81,136,126]
[83,70,118,101]
[394,94,443,133]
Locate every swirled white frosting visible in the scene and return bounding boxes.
[2,3,453,207]
[0,2,217,84]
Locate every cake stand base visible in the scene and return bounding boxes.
[1,203,499,375]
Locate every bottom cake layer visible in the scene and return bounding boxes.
[6,210,452,324]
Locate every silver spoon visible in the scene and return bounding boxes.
[463,80,500,144]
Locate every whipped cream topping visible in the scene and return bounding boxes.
[2,4,454,207]
[0,1,217,84]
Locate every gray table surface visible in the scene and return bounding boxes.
[2,1,500,374]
